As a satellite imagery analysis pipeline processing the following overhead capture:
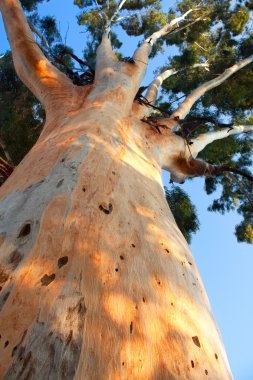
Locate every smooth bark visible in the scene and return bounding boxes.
[2,1,252,379]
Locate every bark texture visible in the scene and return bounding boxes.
[0,0,237,379]
[0,90,232,380]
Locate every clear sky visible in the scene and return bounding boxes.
[1,1,253,378]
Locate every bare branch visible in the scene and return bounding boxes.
[165,14,208,39]
[133,7,199,63]
[106,0,128,30]
[28,21,50,50]
[145,61,209,105]
[172,54,253,119]
[190,125,253,157]
[96,1,128,60]
[0,0,73,110]
[145,69,178,105]
[215,165,253,182]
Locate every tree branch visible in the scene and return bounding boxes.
[145,62,209,105]
[214,165,253,182]
[172,54,253,119]
[107,0,128,28]
[170,156,253,184]
[145,69,178,105]
[190,125,253,157]
[133,7,199,64]
[95,0,127,73]
[0,0,73,110]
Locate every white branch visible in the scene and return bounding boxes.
[145,61,209,105]
[172,54,253,119]
[191,125,253,157]
[28,21,50,50]
[106,0,128,30]
[145,69,178,104]
[133,8,198,62]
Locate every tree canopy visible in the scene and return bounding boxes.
[1,0,252,243]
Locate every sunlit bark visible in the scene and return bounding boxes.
[0,1,245,379]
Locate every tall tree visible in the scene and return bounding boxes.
[0,0,252,379]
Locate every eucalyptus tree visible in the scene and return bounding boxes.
[0,0,252,379]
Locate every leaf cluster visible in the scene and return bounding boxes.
[164,186,200,243]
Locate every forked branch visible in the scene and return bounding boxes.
[172,54,253,119]
[133,7,199,63]
[145,62,209,105]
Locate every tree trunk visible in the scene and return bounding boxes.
[0,96,232,380]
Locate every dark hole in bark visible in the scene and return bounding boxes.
[0,286,2,292]
[58,256,69,269]
[120,255,124,260]
[215,353,218,360]
[4,340,9,348]
[66,330,73,345]
[192,283,196,286]
[79,301,87,316]
[18,223,31,238]
[0,266,9,283]
[40,274,56,286]
[205,369,208,375]
[3,291,10,303]
[130,322,133,334]
[48,331,53,337]
[82,187,86,192]
[18,346,25,361]
[115,268,119,272]
[165,249,169,253]
[99,203,113,215]
[57,179,64,188]
[122,362,125,366]
[191,360,194,368]
[171,302,174,306]
[61,158,65,162]
[0,334,1,339]
[192,336,201,348]
[11,329,27,357]
[12,345,18,356]
[188,262,192,265]
[19,351,32,376]
[131,244,135,248]
[9,250,23,268]
[157,280,161,285]
[142,297,146,303]
[112,171,116,175]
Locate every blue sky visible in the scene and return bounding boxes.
[1,1,253,378]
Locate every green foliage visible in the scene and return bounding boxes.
[0,53,41,164]
[164,186,200,243]
[20,0,48,12]
[156,0,253,243]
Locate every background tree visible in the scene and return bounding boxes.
[0,0,252,379]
